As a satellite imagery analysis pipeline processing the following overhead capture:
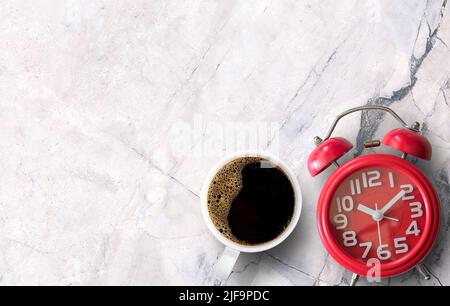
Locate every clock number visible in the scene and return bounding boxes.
[400,184,415,200]
[409,202,423,218]
[362,173,368,188]
[394,237,408,254]
[351,171,382,195]
[406,220,421,236]
[359,242,372,259]
[337,196,353,213]
[377,244,392,260]
[388,172,395,188]
[343,231,357,247]
[350,179,361,195]
[333,214,348,230]
[367,171,382,187]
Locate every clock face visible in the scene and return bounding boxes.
[329,166,426,264]
[318,154,440,277]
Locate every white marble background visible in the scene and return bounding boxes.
[0,0,449,286]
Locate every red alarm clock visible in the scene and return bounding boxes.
[308,106,440,286]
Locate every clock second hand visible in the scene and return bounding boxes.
[384,216,399,222]
[375,203,382,245]
[357,204,399,222]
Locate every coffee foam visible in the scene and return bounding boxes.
[207,157,276,245]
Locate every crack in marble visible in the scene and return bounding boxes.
[144,231,206,241]
[264,42,344,150]
[220,250,335,285]
[426,129,450,147]
[434,168,450,231]
[312,253,331,286]
[286,46,340,116]
[122,142,199,198]
[264,252,340,286]
[166,44,213,106]
[224,254,263,285]
[411,90,444,139]
[436,35,450,50]
[411,5,428,55]
[440,87,449,107]
[264,252,315,279]
[166,173,199,198]
[431,245,445,265]
[283,66,318,113]
[3,237,49,255]
[99,235,110,269]
[279,34,348,123]
[261,0,274,14]
[166,5,236,106]
[200,45,233,91]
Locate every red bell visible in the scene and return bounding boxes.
[308,137,353,176]
[382,128,432,160]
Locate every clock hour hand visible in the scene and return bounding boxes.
[357,204,376,217]
[380,190,406,214]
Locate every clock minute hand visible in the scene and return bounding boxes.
[380,190,406,214]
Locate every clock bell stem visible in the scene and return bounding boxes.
[350,274,359,286]
[416,264,431,280]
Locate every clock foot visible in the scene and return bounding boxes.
[350,273,359,286]
[416,264,431,280]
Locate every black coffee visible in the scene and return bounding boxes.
[207,157,295,245]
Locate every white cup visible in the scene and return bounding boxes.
[200,151,302,280]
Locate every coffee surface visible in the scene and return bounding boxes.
[207,157,295,245]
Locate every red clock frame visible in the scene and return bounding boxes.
[317,154,440,277]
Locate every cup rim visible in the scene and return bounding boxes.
[200,150,302,253]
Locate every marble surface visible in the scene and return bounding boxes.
[0,0,449,286]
